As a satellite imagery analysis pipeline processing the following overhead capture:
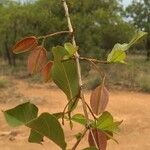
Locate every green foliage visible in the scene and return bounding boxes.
[28,129,43,144]
[0,0,136,63]
[27,113,66,149]
[126,0,150,59]
[4,102,38,127]
[72,114,90,125]
[2,0,148,149]
[4,102,66,149]
[107,44,127,63]
[72,111,122,134]
[129,31,148,47]
[52,46,79,101]
[96,111,122,133]
[107,31,147,63]
[64,42,78,57]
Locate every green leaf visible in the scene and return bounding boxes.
[28,129,43,144]
[96,111,122,133]
[4,102,38,127]
[71,114,87,125]
[129,31,148,47]
[4,103,66,149]
[27,113,66,149]
[64,42,78,56]
[107,43,127,63]
[52,46,79,102]
[82,147,98,150]
[107,31,147,63]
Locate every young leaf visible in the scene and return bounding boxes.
[88,129,107,150]
[12,36,38,54]
[90,84,109,115]
[107,31,147,63]
[28,129,43,144]
[71,114,87,125]
[52,46,79,101]
[107,44,127,63]
[27,46,47,75]
[129,31,148,47]
[27,113,67,149]
[96,111,122,133]
[41,61,53,82]
[64,42,78,56]
[4,102,38,127]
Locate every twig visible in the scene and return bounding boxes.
[61,97,79,125]
[62,0,89,121]
[85,102,97,121]
[85,57,105,79]
[38,30,71,39]
[89,129,99,149]
[62,0,99,149]
[72,128,88,150]
[62,101,71,125]
[80,56,108,64]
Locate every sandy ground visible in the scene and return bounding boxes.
[0,78,150,150]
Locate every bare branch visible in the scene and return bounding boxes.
[89,129,99,149]
[62,1,99,149]
[62,0,89,120]
[80,56,108,64]
[38,30,71,39]
[85,102,97,121]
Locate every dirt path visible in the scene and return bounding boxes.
[0,79,150,150]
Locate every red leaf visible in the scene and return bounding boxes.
[90,85,109,115]
[41,61,53,82]
[12,36,38,54]
[27,46,47,74]
[88,129,107,150]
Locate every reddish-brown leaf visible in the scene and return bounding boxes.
[27,46,47,75]
[41,61,53,82]
[90,85,109,115]
[12,36,38,54]
[88,129,107,150]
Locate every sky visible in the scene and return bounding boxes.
[122,0,132,7]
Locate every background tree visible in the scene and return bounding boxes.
[0,0,135,64]
[126,0,150,60]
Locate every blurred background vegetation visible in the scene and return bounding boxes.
[0,0,149,92]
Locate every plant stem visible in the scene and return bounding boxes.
[38,30,70,39]
[85,102,97,120]
[62,0,89,120]
[84,57,105,79]
[89,129,99,148]
[80,56,108,64]
[72,128,88,150]
[62,0,98,149]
